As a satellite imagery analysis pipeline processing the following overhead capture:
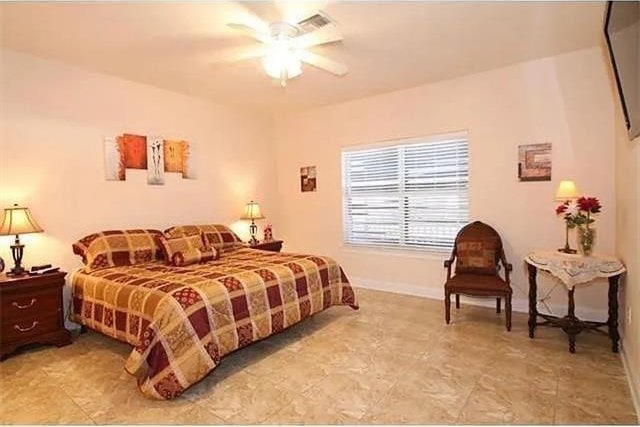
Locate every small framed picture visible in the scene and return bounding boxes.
[300,166,317,192]
[518,143,551,181]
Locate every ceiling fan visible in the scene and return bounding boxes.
[223,10,348,87]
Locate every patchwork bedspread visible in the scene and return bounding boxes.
[71,247,358,399]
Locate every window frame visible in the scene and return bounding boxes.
[341,132,469,254]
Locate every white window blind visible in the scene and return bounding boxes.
[342,135,469,252]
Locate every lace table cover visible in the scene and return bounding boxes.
[525,251,625,289]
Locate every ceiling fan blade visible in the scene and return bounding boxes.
[210,45,268,65]
[293,25,343,49]
[299,51,348,76]
[227,23,272,45]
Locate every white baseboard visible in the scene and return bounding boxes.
[621,342,640,419]
[350,276,608,321]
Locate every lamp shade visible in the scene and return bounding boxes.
[555,180,580,201]
[0,204,44,236]
[240,201,265,220]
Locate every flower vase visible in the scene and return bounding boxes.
[577,226,596,256]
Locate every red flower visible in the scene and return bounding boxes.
[555,203,568,215]
[577,197,602,214]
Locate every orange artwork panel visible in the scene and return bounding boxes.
[123,134,148,170]
[164,140,184,173]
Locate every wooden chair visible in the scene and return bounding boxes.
[444,221,513,331]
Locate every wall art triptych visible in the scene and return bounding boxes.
[104,133,196,185]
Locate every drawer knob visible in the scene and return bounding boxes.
[12,298,37,309]
[14,321,39,332]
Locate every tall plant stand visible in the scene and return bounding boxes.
[525,251,625,353]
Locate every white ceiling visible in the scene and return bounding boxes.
[0,1,605,112]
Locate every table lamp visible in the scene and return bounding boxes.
[240,201,265,245]
[0,204,44,275]
[555,180,580,254]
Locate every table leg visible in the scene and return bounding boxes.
[567,288,577,353]
[528,263,538,338]
[608,275,620,353]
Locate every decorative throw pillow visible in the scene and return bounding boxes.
[164,224,245,252]
[455,239,498,275]
[72,229,164,273]
[171,246,219,267]
[158,234,207,265]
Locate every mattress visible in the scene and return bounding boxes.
[71,247,358,399]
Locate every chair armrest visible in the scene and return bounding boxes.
[444,255,455,280]
[500,255,513,283]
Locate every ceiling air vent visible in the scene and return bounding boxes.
[297,12,334,33]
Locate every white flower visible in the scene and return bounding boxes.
[566,201,579,217]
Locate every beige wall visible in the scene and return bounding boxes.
[610,47,640,413]
[0,49,278,276]
[273,47,617,318]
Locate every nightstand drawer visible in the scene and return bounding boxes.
[1,314,60,342]
[1,289,61,319]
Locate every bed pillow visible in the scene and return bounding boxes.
[158,234,213,266]
[72,229,164,272]
[170,246,219,267]
[164,224,245,252]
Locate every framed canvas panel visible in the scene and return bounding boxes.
[182,142,196,179]
[123,134,148,169]
[104,136,125,181]
[164,140,184,174]
[300,166,317,192]
[147,136,165,185]
[518,143,551,182]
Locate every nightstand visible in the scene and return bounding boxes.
[0,271,71,360]
[250,240,283,252]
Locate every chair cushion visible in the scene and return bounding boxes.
[445,273,509,292]
[455,239,498,275]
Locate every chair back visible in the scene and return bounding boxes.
[453,221,503,276]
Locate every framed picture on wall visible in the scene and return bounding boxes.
[300,166,317,192]
[146,136,165,185]
[518,143,551,181]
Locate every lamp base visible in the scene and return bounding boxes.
[8,240,26,276]
[248,220,259,246]
[7,266,27,276]
[558,247,577,254]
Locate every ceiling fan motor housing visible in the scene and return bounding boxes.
[268,22,300,41]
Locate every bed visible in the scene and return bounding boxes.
[70,226,358,400]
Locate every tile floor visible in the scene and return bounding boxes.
[0,288,637,425]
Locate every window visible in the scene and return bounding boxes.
[342,134,469,252]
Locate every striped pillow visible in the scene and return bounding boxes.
[159,234,219,266]
[170,246,219,267]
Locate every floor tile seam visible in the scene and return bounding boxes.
[42,367,100,425]
[551,373,560,425]
[357,377,400,422]
[187,399,230,424]
[453,374,483,423]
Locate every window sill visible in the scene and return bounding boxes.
[340,243,450,261]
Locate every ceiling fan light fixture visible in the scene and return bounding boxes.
[262,46,302,81]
